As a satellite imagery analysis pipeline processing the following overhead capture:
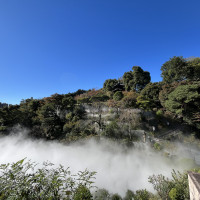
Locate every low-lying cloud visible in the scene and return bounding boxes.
[0,128,194,196]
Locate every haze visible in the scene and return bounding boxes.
[0,128,190,196]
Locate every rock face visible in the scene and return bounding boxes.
[188,171,200,200]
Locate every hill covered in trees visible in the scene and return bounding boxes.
[0,56,200,199]
[0,56,199,141]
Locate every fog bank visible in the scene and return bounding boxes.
[0,129,191,196]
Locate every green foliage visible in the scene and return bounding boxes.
[111,193,122,200]
[73,184,93,200]
[133,189,153,200]
[103,79,118,92]
[0,159,96,200]
[136,95,153,110]
[161,56,187,83]
[62,95,76,110]
[123,66,151,92]
[149,170,189,200]
[158,81,181,108]
[90,95,110,103]
[93,189,110,200]
[121,91,138,108]
[165,83,200,129]
[102,121,119,138]
[113,91,123,101]
[140,82,162,107]
[169,188,177,200]
[156,109,163,117]
[186,57,200,81]
[154,142,161,151]
[37,102,63,138]
[123,189,134,200]
[77,97,91,104]
[0,126,7,131]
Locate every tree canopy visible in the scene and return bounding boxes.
[123,66,151,92]
[161,56,187,83]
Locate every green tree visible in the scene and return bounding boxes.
[149,170,189,200]
[186,57,200,81]
[111,193,122,200]
[113,91,124,101]
[19,98,41,127]
[123,189,135,200]
[133,189,153,200]
[164,83,200,129]
[102,121,119,138]
[93,189,110,200]
[123,66,151,92]
[140,82,162,108]
[37,102,63,138]
[62,95,76,110]
[73,184,93,200]
[103,79,118,92]
[161,56,187,83]
[136,95,153,110]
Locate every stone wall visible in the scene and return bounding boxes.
[188,171,200,200]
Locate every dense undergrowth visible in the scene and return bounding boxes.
[0,159,196,200]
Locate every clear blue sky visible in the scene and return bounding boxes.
[0,0,200,104]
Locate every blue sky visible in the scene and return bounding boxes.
[0,0,200,104]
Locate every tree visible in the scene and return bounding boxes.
[161,56,187,83]
[149,170,189,200]
[159,81,181,108]
[164,83,200,129]
[186,57,200,81]
[113,91,123,101]
[93,189,110,200]
[123,66,151,92]
[111,193,122,200]
[37,102,63,138]
[123,189,135,200]
[140,82,162,108]
[103,79,118,92]
[136,95,153,110]
[19,98,41,127]
[133,189,153,200]
[73,184,93,200]
[121,91,138,108]
[102,120,119,138]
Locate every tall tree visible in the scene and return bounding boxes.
[140,82,162,107]
[123,66,151,92]
[164,83,200,129]
[186,57,200,81]
[103,79,118,92]
[161,56,187,83]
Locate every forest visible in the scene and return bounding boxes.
[0,56,200,199]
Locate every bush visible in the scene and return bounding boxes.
[156,109,163,117]
[73,184,93,200]
[134,189,153,200]
[113,91,123,101]
[0,159,96,199]
[111,193,122,200]
[123,189,135,200]
[149,170,190,200]
[93,188,110,200]
[154,142,162,151]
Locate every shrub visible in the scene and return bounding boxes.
[0,159,96,199]
[73,184,93,200]
[93,188,110,200]
[113,91,123,101]
[111,193,122,200]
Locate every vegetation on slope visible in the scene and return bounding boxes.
[0,56,199,141]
